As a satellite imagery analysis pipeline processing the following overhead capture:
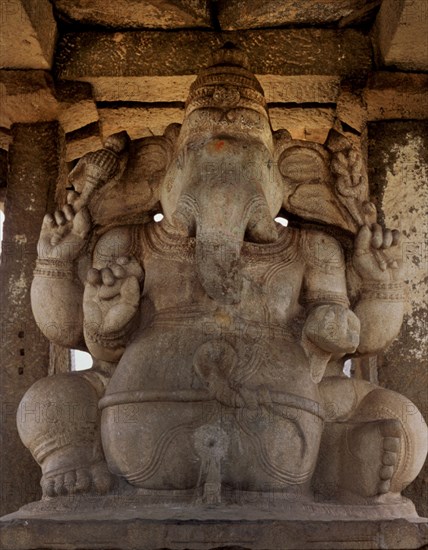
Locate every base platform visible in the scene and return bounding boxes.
[1,495,427,549]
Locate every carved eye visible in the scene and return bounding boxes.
[279,147,329,185]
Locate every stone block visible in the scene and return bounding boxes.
[55,29,372,102]
[375,0,428,71]
[0,71,58,127]
[0,0,57,69]
[217,0,382,30]
[65,121,103,161]
[336,88,367,133]
[260,75,341,104]
[53,0,211,29]
[270,107,335,143]
[56,81,99,135]
[365,73,428,121]
[98,105,184,140]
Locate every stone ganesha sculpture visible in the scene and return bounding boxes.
[17,47,427,507]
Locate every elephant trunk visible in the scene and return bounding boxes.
[195,227,243,305]
[174,196,277,305]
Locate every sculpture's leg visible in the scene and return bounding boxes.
[17,371,114,497]
[315,378,428,503]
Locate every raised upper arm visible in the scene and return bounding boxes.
[301,229,349,307]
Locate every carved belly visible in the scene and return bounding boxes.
[100,313,323,493]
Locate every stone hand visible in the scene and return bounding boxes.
[353,224,403,283]
[83,256,143,339]
[303,304,360,355]
[37,191,91,262]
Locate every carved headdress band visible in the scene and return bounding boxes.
[185,43,268,118]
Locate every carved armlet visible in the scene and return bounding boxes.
[34,258,75,280]
[360,281,405,301]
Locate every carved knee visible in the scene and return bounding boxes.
[352,388,428,493]
[17,373,101,469]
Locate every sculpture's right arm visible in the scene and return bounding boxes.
[31,203,92,349]
[31,259,85,348]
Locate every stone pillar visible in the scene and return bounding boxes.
[368,120,428,517]
[0,122,62,516]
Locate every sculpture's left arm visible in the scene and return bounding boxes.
[300,230,360,382]
[352,224,405,354]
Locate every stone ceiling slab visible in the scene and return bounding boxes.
[53,0,211,29]
[55,29,372,102]
[0,0,56,69]
[217,0,382,30]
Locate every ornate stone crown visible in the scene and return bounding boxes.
[185,43,267,117]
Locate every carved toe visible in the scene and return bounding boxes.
[75,468,91,493]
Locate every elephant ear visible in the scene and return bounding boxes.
[69,124,180,232]
[277,129,377,235]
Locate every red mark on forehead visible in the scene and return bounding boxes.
[215,140,225,151]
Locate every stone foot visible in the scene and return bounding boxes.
[41,460,114,498]
[341,418,401,500]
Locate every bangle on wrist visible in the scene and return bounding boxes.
[361,281,405,301]
[34,258,75,280]
[84,322,130,349]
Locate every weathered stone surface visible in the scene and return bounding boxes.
[336,88,367,134]
[0,0,56,69]
[375,0,428,71]
[0,71,58,127]
[0,123,62,516]
[65,121,103,161]
[12,52,427,525]
[260,75,341,104]
[365,73,428,121]
[270,107,335,143]
[55,30,372,102]
[1,511,427,550]
[98,105,184,140]
[53,0,211,29]
[98,105,336,143]
[368,120,428,518]
[218,0,382,30]
[56,81,99,135]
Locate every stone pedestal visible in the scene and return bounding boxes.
[1,497,427,550]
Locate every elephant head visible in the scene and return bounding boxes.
[83,45,372,305]
[160,45,288,304]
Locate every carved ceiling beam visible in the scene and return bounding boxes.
[0,72,100,159]
[55,29,372,103]
[0,0,57,70]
